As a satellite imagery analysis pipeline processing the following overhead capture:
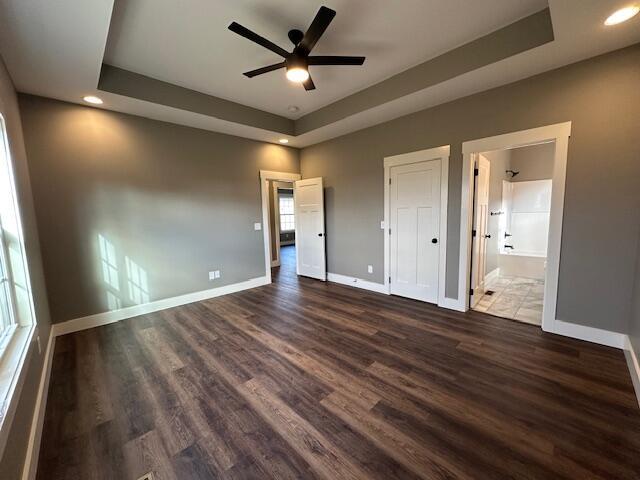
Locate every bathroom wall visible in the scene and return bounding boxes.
[482,142,555,281]
[510,142,555,182]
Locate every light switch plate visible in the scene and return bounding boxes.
[367,265,373,274]
[254,223,262,230]
[380,221,385,229]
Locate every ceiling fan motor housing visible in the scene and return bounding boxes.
[286,55,308,72]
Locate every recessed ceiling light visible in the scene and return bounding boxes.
[83,95,103,105]
[285,67,309,83]
[279,139,289,144]
[604,5,639,25]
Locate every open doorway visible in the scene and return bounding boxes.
[269,181,296,276]
[470,143,554,325]
[260,171,327,285]
[458,122,571,332]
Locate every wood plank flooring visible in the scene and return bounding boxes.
[38,246,640,479]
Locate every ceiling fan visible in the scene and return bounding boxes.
[228,6,365,91]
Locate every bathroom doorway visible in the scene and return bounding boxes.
[470,143,554,325]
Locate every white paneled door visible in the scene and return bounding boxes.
[390,159,441,303]
[470,154,490,307]
[294,178,326,281]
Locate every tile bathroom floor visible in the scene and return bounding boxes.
[473,275,544,325]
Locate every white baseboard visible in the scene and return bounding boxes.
[545,319,627,349]
[438,297,466,312]
[327,273,388,294]
[625,336,640,408]
[485,268,500,285]
[21,330,55,480]
[52,276,270,337]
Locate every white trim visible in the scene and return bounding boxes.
[544,319,626,349]
[458,122,572,332]
[259,170,301,284]
[271,182,281,267]
[625,336,640,408]
[485,267,500,285]
[327,273,388,294]
[20,330,55,480]
[52,276,269,337]
[383,145,450,307]
[438,297,466,312]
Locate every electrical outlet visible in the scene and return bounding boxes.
[380,221,385,229]
[254,222,262,231]
[209,271,218,281]
[367,265,373,274]
[214,270,221,279]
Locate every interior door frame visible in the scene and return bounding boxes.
[260,170,301,284]
[457,122,571,332]
[383,145,450,308]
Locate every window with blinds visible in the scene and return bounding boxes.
[279,195,295,232]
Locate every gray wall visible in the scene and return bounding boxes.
[482,149,511,273]
[510,142,555,182]
[0,60,52,478]
[301,44,640,334]
[18,95,299,324]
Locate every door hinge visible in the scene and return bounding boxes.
[389,276,391,283]
[389,178,392,185]
[388,228,391,235]
[472,229,476,237]
[469,288,474,296]
[474,168,479,176]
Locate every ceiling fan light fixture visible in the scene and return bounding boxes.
[286,67,310,83]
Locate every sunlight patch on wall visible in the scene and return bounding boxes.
[125,256,149,304]
[99,234,120,292]
[98,233,150,311]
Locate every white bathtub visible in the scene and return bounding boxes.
[498,251,546,280]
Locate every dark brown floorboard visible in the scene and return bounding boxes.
[37,245,640,479]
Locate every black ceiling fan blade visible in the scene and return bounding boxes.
[243,62,286,78]
[308,56,366,66]
[303,75,316,91]
[228,22,290,58]
[298,6,336,54]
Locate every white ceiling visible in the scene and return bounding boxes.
[104,0,547,119]
[1,0,640,147]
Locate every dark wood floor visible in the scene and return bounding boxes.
[38,245,640,479]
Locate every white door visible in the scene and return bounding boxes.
[470,154,490,307]
[294,178,326,280]
[390,160,441,303]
